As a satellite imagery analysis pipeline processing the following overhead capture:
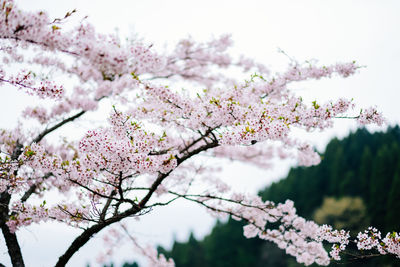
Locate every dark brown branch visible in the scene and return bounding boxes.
[0,77,52,96]
[179,126,218,155]
[0,141,25,266]
[100,190,116,221]
[138,172,170,208]
[55,206,140,267]
[0,35,80,57]
[20,173,52,202]
[167,191,276,219]
[0,110,84,265]
[0,222,25,267]
[67,178,135,205]
[0,189,24,267]
[144,195,181,208]
[138,140,219,209]
[32,110,86,144]
[20,185,36,203]
[177,139,219,164]
[57,205,97,224]
[10,142,23,161]
[56,137,219,266]
[117,171,124,200]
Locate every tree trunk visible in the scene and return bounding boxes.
[0,222,25,267]
[55,206,139,267]
[0,190,25,267]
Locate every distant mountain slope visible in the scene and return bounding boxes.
[128,126,400,267]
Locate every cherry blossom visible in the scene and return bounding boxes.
[0,1,393,266]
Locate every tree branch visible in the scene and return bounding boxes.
[100,190,116,222]
[20,173,52,202]
[0,191,24,267]
[0,141,25,266]
[55,138,219,266]
[55,206,141,267]
[0,222,25,267]
[32,110,86,144]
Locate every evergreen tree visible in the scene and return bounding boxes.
[359,146,373,201]
[385,161,400,232]
[138,127,400,267]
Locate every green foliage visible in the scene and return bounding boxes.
[261,126,400,231]
[313,196,369,235]
[120,126,400,267]
[122,262,139,267]
[385,164,400,232]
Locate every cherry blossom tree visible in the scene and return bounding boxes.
[0,1,397,266]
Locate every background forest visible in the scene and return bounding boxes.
[106,126,400,267]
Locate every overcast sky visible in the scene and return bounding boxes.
[1,1,400,266]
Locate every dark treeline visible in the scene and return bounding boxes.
[116,126,400,267]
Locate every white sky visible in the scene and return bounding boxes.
[1,0,400,266]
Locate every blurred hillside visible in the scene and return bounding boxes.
[116,126,400,267]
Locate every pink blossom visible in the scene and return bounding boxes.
[0,1,392,266]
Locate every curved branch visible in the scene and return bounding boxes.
[20,173,52,203]
[100,190,116,222]
[0,190,24,267]
[32,110,85,144]
[55,137,219,266]
[0,141,25,266]
[139,140,219,208]
[0,222,24,267]
[0,35,80,57]
[67,178,135,206]
[54,206,140,267]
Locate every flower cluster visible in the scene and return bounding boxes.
[357,107,385,126]
[6,200,91,232]
[356,227,400,257]
[0,1,393,266]
[97,226,175,267]
[0,69,64,99]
